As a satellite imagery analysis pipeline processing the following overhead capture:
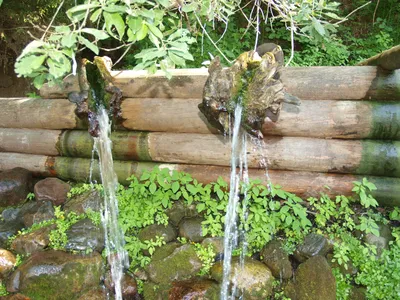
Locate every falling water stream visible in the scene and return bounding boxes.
[221,104,249,299]
[93,108,129,300]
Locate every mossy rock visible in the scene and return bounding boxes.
[210,257,274,299]
[294,255,336,300]
[142,282,170,300]
[145,244,202,284]
[7,250,104,300]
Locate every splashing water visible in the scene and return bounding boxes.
[221,104,249,299]
[93,108,129,300]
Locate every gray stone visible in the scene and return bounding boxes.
[210,257,274,299]
[34,178,70,206]
[294,255,336,300]
[138,223,177,243]
[20,200,54,227]
[201,237,224,256]
[145,244,202,284]
[165,201,198,226]
[363,224,393,257]
[0,168,32,208]
[7,250,104,299]
[261,240,292,279]
[65,219,105,253]
[2,207,21,222]
[178,217,205,242]
[64,190,102,215]
[0,219,25,248]
[294,233,332,262]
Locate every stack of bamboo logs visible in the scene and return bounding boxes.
[1,61,400,206]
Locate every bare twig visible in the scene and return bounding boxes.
[335,1,371,25]
[285,15,295,67]
[194,13,232,64]
[41,0,65,40]
[114,44,133,66]
[373,0,380,25]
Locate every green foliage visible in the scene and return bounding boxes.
[352,178,378,208]
[0,282,8,296]
[15,0,345,87]
[26,192,35,201]
[67,183,103,198]
[194,243,216,276]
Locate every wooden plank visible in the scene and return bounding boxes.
[40,67,400,101]
[358,45,400,70]
[0,153,399,206]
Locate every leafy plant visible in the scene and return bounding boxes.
[194,243,216,276]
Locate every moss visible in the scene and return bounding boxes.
[368,102,400,140]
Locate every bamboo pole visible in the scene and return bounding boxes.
[0,98,84,129]
[2,129,400,178]
[121,98,400,140]
[40,67,400,101]
[3,98,400,140]
[0,152,399,206]
[358,45,400,71]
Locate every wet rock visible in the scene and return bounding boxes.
[0,249,16,278]
[201,237,224,257]
[0,168,33,208]
[65,219,104,253]
[150,242,181,262]
[142,282,170,300]
[10,224,56,256]
[294,255,336,300]
[294,233,332,262]
[76,287,108,300]
[0,220,25,249]
[169,279,220,299]
[260,240,292,279]
[210,257,274,299]
[178,217,205,242]
[104,271,138,300]
[2,207,21,222]
[34,178,70,206]
[64,190,102,215]
[165,201,198,226]
[7,250,103,299]
[20,201,54,228]
[138,224,177,244]
[363,224,393,257]
[145,244,202,284]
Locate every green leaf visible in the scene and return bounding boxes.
[78,36,99,55]
[90,8,102,22]
[103,5,127,13]
[104,12,125,40]
[147,24,163,39]
[216,189,224,200]
[61,33,77,48]
[140,172,150,181]
[168,51,185,66]
[136,23,149,41]
[312,18,326,36]
[182,3,197,12]
[127,17,143,33]
[197,203,206,212]
[171,181,180,193]
[156,0,169,8]
[81,28,109,40]
[15,55,47,76]
[149,183,157,194]
[33,74,47,89]
[161,197,169,208]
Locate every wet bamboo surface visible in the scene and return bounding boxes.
[2,128,400,178]
[0,152,399,206]
[40,67,400,101]
[3,98,400,140]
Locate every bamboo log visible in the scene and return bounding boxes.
[121,98,400,140]
[40,67,400,101]
[0,152,399,206]
[2,129,400,178]
[3,98,400,140]
[0,98,84,129]
[358,45,400,71]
